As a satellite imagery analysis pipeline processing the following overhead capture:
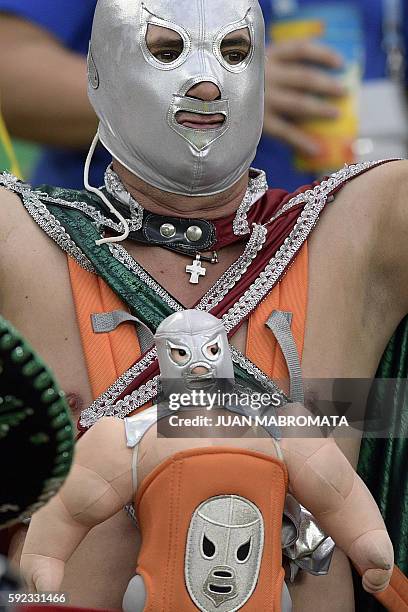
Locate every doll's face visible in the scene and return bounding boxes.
[155,310,234,386]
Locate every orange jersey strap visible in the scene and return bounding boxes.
[246,242,308,382]
[67,258,141,400]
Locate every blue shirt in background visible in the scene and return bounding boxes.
[0,0,405,190]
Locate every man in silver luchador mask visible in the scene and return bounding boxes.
[88,0,264,196]
[1,0,406,609]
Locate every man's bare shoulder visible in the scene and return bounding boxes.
[0,184,28,235]
[0,183,68,309]
[332,159,408,308]
[335,159,408,209]
[0,186,34,281]
[324,160,408,243]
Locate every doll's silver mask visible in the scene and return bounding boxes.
[185,495,264,612]
[88,0,265,196]
[154,310,234,387]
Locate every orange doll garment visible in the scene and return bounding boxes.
[135,447,288,611]
[67,242,308,400]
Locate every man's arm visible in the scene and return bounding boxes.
[20,417,133,592]
[367,160,408,314]
[0,14,97,148]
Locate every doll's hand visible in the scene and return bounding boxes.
[347,530,394,593]
[20,553,65,593]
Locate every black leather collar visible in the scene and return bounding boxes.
[101,196,217,256]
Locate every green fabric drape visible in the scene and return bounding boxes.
[355,316,408,611]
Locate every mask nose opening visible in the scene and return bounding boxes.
[174,80,225,131]
[185,81,221,101]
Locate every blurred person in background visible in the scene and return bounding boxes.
[0,109,21,177]
[0,1,108,187]
[256,0,408,190]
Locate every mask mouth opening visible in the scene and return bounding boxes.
[175,110,226,130]
[183,367,215,392]
[209,584,233,594]
[168,94,230,151]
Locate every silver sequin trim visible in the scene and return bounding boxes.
[0,173,95,273]
[222,161,386,332]
[232,168,268,235]
[80,348,159,426]
[229,346,287,398]
[266,161,389,226]
[108,244,184,313]
[197,224,268,312]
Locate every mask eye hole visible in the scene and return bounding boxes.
[202,336,222,362]
[236,538,252,563]
[220,27,251,66]
[146,24,184,64]
[207,343,220,357]
[167,342,191,366]
[202,534,216,559]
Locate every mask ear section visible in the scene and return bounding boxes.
[87,44,99,89]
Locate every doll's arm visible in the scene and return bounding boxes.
[282,435,393,593]
[20,417,133,592]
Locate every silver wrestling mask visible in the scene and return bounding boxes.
[154,310,234,386]
[185,495,264,612]
[88,0,265,196]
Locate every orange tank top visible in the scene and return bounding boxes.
[67,242,308,400]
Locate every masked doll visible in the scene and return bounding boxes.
[21,310,402,612]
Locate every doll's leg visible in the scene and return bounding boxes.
[123,574,146,612]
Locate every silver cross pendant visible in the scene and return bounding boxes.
[186,254,207,284]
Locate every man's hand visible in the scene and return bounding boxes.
[20,553,65,593]
[264,39,346,155]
